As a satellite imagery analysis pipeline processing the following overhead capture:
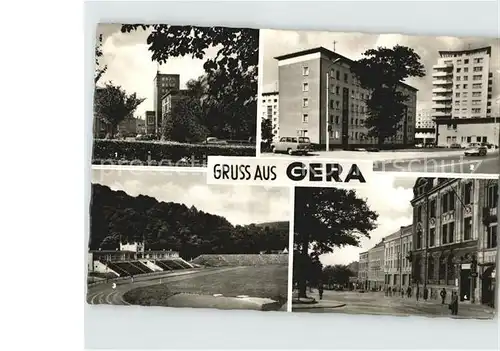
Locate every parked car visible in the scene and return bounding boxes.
[464,142,487,156]
[271,136,312,155]
[205,137,228,145]
[449,143,462,149]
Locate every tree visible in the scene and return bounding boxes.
[120,25,258,140]
[351,45,425,146]
[261,117,274,147]
[294,187,378,298]
[323,264,355,289]
[162,95,209,142]
[94,82,145,138]
[95,34,107,84]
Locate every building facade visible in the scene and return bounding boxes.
[261,91,280,141]
[358,251,369,289]
[153,72,180,133]
[161,89,188,130]
[367,241,385,290]
[410,177,497,306]
[384,225,413,291]
[432,46,496,146]
[415,108,436,145]
[145,111,156,135]
[275,47,417,148]
[436,117,499,147]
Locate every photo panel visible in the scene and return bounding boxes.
[290,173,498,320]
[92,24,259,168]
[258,28,500,176]
[87,168,291,312]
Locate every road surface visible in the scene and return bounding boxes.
[374,153,499,174]
[293,290,496,319]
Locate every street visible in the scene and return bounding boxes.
[293,290,496,319]
[262,149,499,174]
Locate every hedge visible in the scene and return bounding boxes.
[92,139,256,167]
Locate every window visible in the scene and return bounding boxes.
[472,91,481,97]
[336,71,340,80]
[463,84,468,89]
[464,67,469,73]
[302,66,309,76]
[442,193,449,212]
[335,86,340,95]
[335,116,339,124]
[463,76,468,81]
[472,108,481,113]
[455,93,460,98]
[429,228,436,247]
[464,182,472,204]
[417,206,422,221]
[464,59,469,64]
[473,75,482,80]
[487,225,497,249]
[473,66,483,72]
[456,68,461,73]
[473,83,482,89]
[302,113,309,123]
[472,100,481,105]
[330,100,334,109]
[344,73,348,82]
[474,58,484,64]
[302,82,309,92]
[456,76,461,81]
[487,184,498,208]
[464,217,472,240]
[455,84,460,89]
[430,199,436,217]
[417,230,423,249]
[448,222,455,243]
[302,98,309,107]
[442,223,448,244]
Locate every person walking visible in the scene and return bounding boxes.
[407,286,412,298]
[450,291,459,316]
[440,288,447,304]
[318,284,324,300]
[416,285,420,301]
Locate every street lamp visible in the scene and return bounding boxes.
[326,58,343,152]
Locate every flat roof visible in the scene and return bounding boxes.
[439,46,491,57]
[274,46,418,92]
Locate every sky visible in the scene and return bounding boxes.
[95,24,219,119]
[319,174,416,266]
[261,29,500,113]
[91,169,290,226]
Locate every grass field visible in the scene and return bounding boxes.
[123,265,288,307]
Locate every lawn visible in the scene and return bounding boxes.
[123,265,288,307]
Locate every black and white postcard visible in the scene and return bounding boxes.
[259,29,500,175]
[93,24,259,168]
[87,169,290,311]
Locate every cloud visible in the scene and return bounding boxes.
[91,169,290,226]
[95,25,218,119]
[261,29,500,112]
[320,174,415,266]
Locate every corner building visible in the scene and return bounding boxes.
[410,178,497,306]
[275,47,417,148]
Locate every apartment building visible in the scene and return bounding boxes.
[383,225,413,291]
[431,46,497,146]
[261,91,280,141]
[358,251,369,290]
[367,241,385,290]
[410,177,497,306]
[161,89,188,130]
[415,108,436,145]
[153,72,180,133]
[275,47,417,148]
[145,111,156,135]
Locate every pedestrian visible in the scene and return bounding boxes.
[449,291,459,316]
[131,275,134,283]
[401,288,405,298]
[407,286,412,298]
[416,286,420,301]
[440,288,447,304]
[318,284,324,300]
[423,287,429,301]
[392,286,396,296]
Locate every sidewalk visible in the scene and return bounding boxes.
[311,150,469,161]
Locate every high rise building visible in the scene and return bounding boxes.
[415,109,436,145]
[145,111,156,135]
[153,72,180,133]
[260,91,280,141]
[432,47,498,147]
[275,47,417,148]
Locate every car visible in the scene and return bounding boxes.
[449,143,462,149]
[205,137,228,145]
[271,136,312,155]
[464,143,487,156]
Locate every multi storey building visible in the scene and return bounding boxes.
[274,47,417,148]
[431,46,498,147]
[161,89,188,130]
[383,225,413,291]
[261,91,280,141]
[153,72,180,134]
[410,177,497,306]
[358,251,369,290]
[145,111,156,135]
[367,241,385,290]
[415,109,436,145]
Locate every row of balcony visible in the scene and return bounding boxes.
[432,95,452,102]
[432,71,453,78]
[433,87,453,93]
[432,79,453,86]
[432,104,452,110]
[433,63,454,70]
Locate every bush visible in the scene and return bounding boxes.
[92,139,256,166]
